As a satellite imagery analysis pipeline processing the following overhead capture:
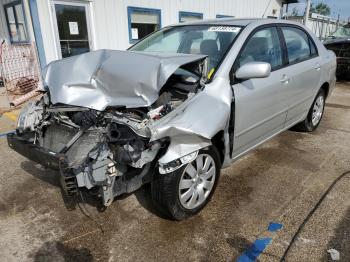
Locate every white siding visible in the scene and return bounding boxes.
[35,0,283,64]
[35,0,58,64]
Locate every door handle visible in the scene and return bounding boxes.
[314,62,321,71]
[280,75,290,84]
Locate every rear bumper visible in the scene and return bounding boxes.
[7,133,63,170]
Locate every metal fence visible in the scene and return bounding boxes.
[0,42,43,107]
[285,14,341,40]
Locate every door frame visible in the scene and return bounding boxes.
[50,0,94,59]
[229,25,289,159]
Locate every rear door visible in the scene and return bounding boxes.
[231,26,290,158]
[280,26,321,127]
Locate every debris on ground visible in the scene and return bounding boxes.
[327,249,340,261]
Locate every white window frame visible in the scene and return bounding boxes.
[50,0,94,59]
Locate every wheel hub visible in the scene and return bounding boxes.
[178,153,216,209]
[312,95,324,126]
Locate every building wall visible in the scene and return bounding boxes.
[35,0,283,64]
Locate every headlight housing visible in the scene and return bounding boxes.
[158,151,198,174]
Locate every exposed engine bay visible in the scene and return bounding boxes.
[9,53,207,207]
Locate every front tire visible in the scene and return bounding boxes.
[151,146,221,220]
[294,89,326,132]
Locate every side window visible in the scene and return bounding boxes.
[237,27,283,70]
[282,27,313,64]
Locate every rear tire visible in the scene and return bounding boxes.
[294,89,326,132]
[151,146,221,220]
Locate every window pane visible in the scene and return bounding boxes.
[6,6,19,42]
[54,4,90,58]
[60,40,90,58]
[238,27,283,70]
[14,4,27,41]
[55,4,88,41]
[282,27,311,63]
[131,12,158,24]
[5,3,28,43]
[180,14,202,23]
[130,10,160,40]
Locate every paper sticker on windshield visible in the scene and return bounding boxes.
[208,26,240,33]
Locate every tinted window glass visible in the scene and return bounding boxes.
[282,27,311,63]
[238,27,283,70]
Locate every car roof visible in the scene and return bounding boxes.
[171,18,299,27]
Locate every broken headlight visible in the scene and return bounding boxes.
[158,150,198,174]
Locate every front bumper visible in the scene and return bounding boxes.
[7,133,64,170]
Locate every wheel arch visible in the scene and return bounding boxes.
[212,130,225,166]
[320,82,330,98]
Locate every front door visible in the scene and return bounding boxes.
[231,26,289,159]
[52,1,92,59]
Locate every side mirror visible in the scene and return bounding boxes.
[235,62,271,80]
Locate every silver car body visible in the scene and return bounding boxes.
[9,19,336,206]
[43,19,336,166]
[154,18,337,167]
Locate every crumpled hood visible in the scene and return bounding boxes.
[42,50,206,111]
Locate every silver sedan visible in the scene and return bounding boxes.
[9,19,336,220]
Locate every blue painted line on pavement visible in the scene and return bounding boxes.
[268,222,283,232]
[0,130,15,138]
[237,238,272,262]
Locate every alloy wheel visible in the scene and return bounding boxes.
[178,154,216,209]
[312,95,324,126]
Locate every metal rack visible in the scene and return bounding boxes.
[0,42,43,107]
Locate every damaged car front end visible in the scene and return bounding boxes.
[8,23,244,220]
[8,50,212,207]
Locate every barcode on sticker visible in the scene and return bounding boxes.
[208,26,240,33]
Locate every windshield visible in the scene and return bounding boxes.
[331,27,350,38]
[130,25,242,77]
